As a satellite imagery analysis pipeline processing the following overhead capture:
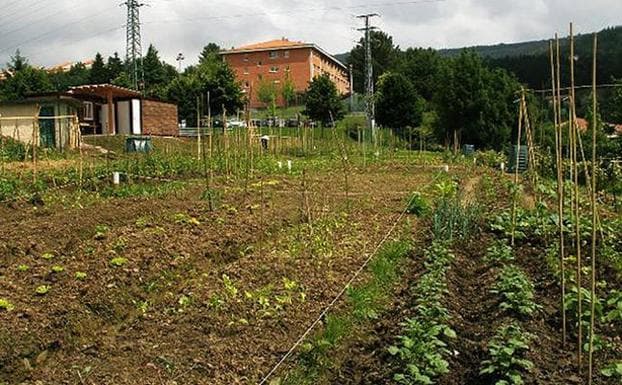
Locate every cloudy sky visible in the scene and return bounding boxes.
[1,0,620,69]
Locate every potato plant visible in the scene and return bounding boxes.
[480,323,534,385]
[491,265,541,317]
[389,242,456,385]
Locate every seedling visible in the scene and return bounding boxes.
[41,252,54,261]
[601,361,622,379]
[0,299,14,311]
[51,265,65,273]
[222,274,238,299]
[75,272,87,280]
[94,225,109,240]
[35,285,50,295]
[173,213,200,226]
[110,257,128,267]
[17,265,29,272]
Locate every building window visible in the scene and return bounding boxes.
[269,66,279,73]
[83,101,93,121]
[284,50,290,58]
[269,51,279,59]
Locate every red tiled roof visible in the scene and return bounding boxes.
[225,38,310,52]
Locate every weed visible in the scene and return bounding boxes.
[41,252,55,260]
[35,285,50,295]
[110,257,128,267]
[491,265,541,317]
[480,323,534,385]
[0,299,14,311]
[222,274,238,299]
[51,265,65,273]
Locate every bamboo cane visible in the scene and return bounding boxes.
[510,88,524,246]
[570,22,583,370]
[588,33,598,385]
[553,35,567,346]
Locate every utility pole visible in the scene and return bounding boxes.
[357,13,379,144]
[124,0,145,90]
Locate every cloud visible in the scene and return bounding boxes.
[0,0,620,68]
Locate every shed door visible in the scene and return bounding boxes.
[39,106,55,148]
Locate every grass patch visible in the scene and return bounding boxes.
[280,239,412,385]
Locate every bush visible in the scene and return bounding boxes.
[0,136,27,162]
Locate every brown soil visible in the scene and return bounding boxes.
[0,162,437,385]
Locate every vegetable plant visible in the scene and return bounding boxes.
[35,285,50,295]
[480,323,534,385]
[110,257,128,267]
[0,299,14,311]
[491,265,541,317]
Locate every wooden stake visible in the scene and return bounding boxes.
[588,32,598,385]
[570,22,583,371]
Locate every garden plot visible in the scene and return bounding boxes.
[0,162,440,385]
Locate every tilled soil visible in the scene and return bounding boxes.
[0,163,437,385]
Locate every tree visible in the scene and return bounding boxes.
[396,48,442,101]
[303,74,344,125]
[49,62,90,91]
[257,79,278,117]
[347,30,398,94]
[165,51,243,126]
[375,72,425,132]
[7,50,28,72]
[282,74,297,108]
[106,52,125,82]
[434,50,519,152]
[89,53,108,84]
[142,44,177,97]
[0,67,53,101]
[199,43,221,65]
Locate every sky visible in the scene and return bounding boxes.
[0,0,620,69]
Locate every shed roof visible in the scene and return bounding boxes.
[68,84,141,99]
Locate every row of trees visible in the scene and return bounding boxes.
[348,31,522,150]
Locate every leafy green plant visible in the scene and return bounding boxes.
[480,323,534,385]
[0,299,14,311]
[35,285,50,295]
[41,252,55,260]
[485,240,514,264]
[51,265,65,273]
[491,265,541,317]
[75,272,87,280]
[601,361,622,379]
[110,257,128,267]
[564,285,604,335]
[222,274,238,299]
[94,225,109,240]
[431,194,481,241]
[604,290,622,324]
[390,241,456,385]
[406,192,429,216]
[17,264,29,272]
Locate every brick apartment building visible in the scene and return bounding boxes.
[221,38,350,108]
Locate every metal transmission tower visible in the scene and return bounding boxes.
[357,13,379,142]
[124,0,145,90]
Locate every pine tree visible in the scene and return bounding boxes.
[89,53,108,84]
